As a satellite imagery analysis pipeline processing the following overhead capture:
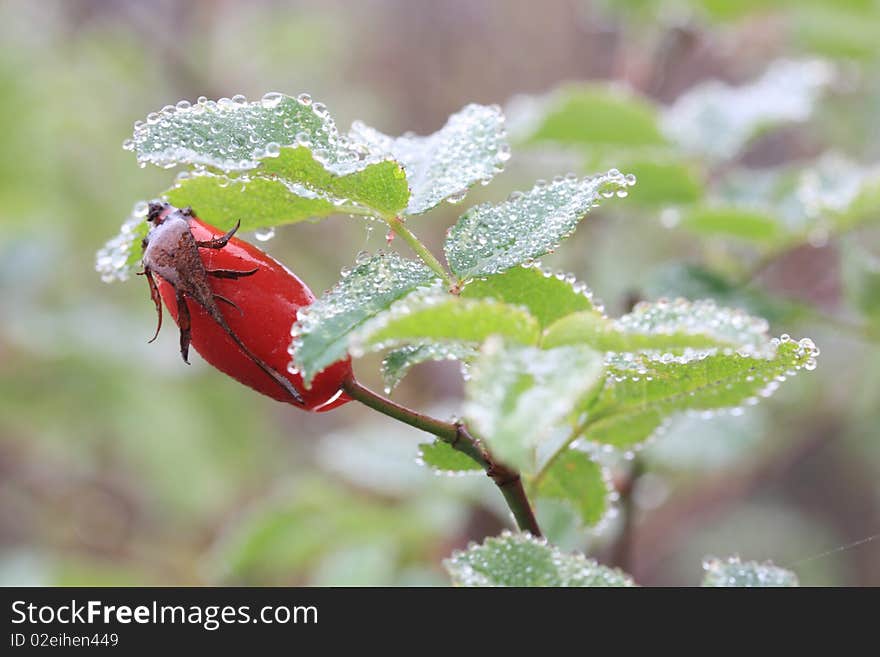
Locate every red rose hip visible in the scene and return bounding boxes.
[140,202,351,412]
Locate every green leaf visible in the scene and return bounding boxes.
[515,84,666,148]
[701,556,799,587]
[349,103,508,215]
[695,0,785,22]
[701,164,808,242]
[794,6,880,60]
[611,156,703,206]
[98,176,345,282]
[445,171,635,280]
[444,531,635,587]
[102,93,411,281]
[677,154,880,246]
[508,84,701,206]
[95,201,150,282]
[661,59,833,161]
[581,337,820,449]
[465,339,605,471]
[128,93,358,171]
[644,264,811,326]
[809,155,880,233]
[461,264,599,328]
[381,343,478,392]
[694,0,880,62]
[532,450,610,527]
[99,152,410,282]
[291,252,439,386]
[164,148,409,232]
[259,146,409,217]
[676,205,784,243]
[418,441,483,474]
[130,93,339,171]
[129,96,410,217]
[166,171,338,231]
[350,288,541,357]
[581,408,665,452]
[509,85,701,207]
[543,298,772,354]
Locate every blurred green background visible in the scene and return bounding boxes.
[1,0,879,586]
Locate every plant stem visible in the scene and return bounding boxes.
[609,457,643,572]
[341,374,542,537]
[386,216,457,288]
[342,374,485,465]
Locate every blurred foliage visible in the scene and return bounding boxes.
[1,0,879,586]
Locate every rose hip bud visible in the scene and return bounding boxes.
[140,202,350,411]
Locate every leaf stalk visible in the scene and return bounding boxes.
[386,216,457,288]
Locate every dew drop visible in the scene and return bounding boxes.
[255,226,276,241]
[261,91,284,108]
